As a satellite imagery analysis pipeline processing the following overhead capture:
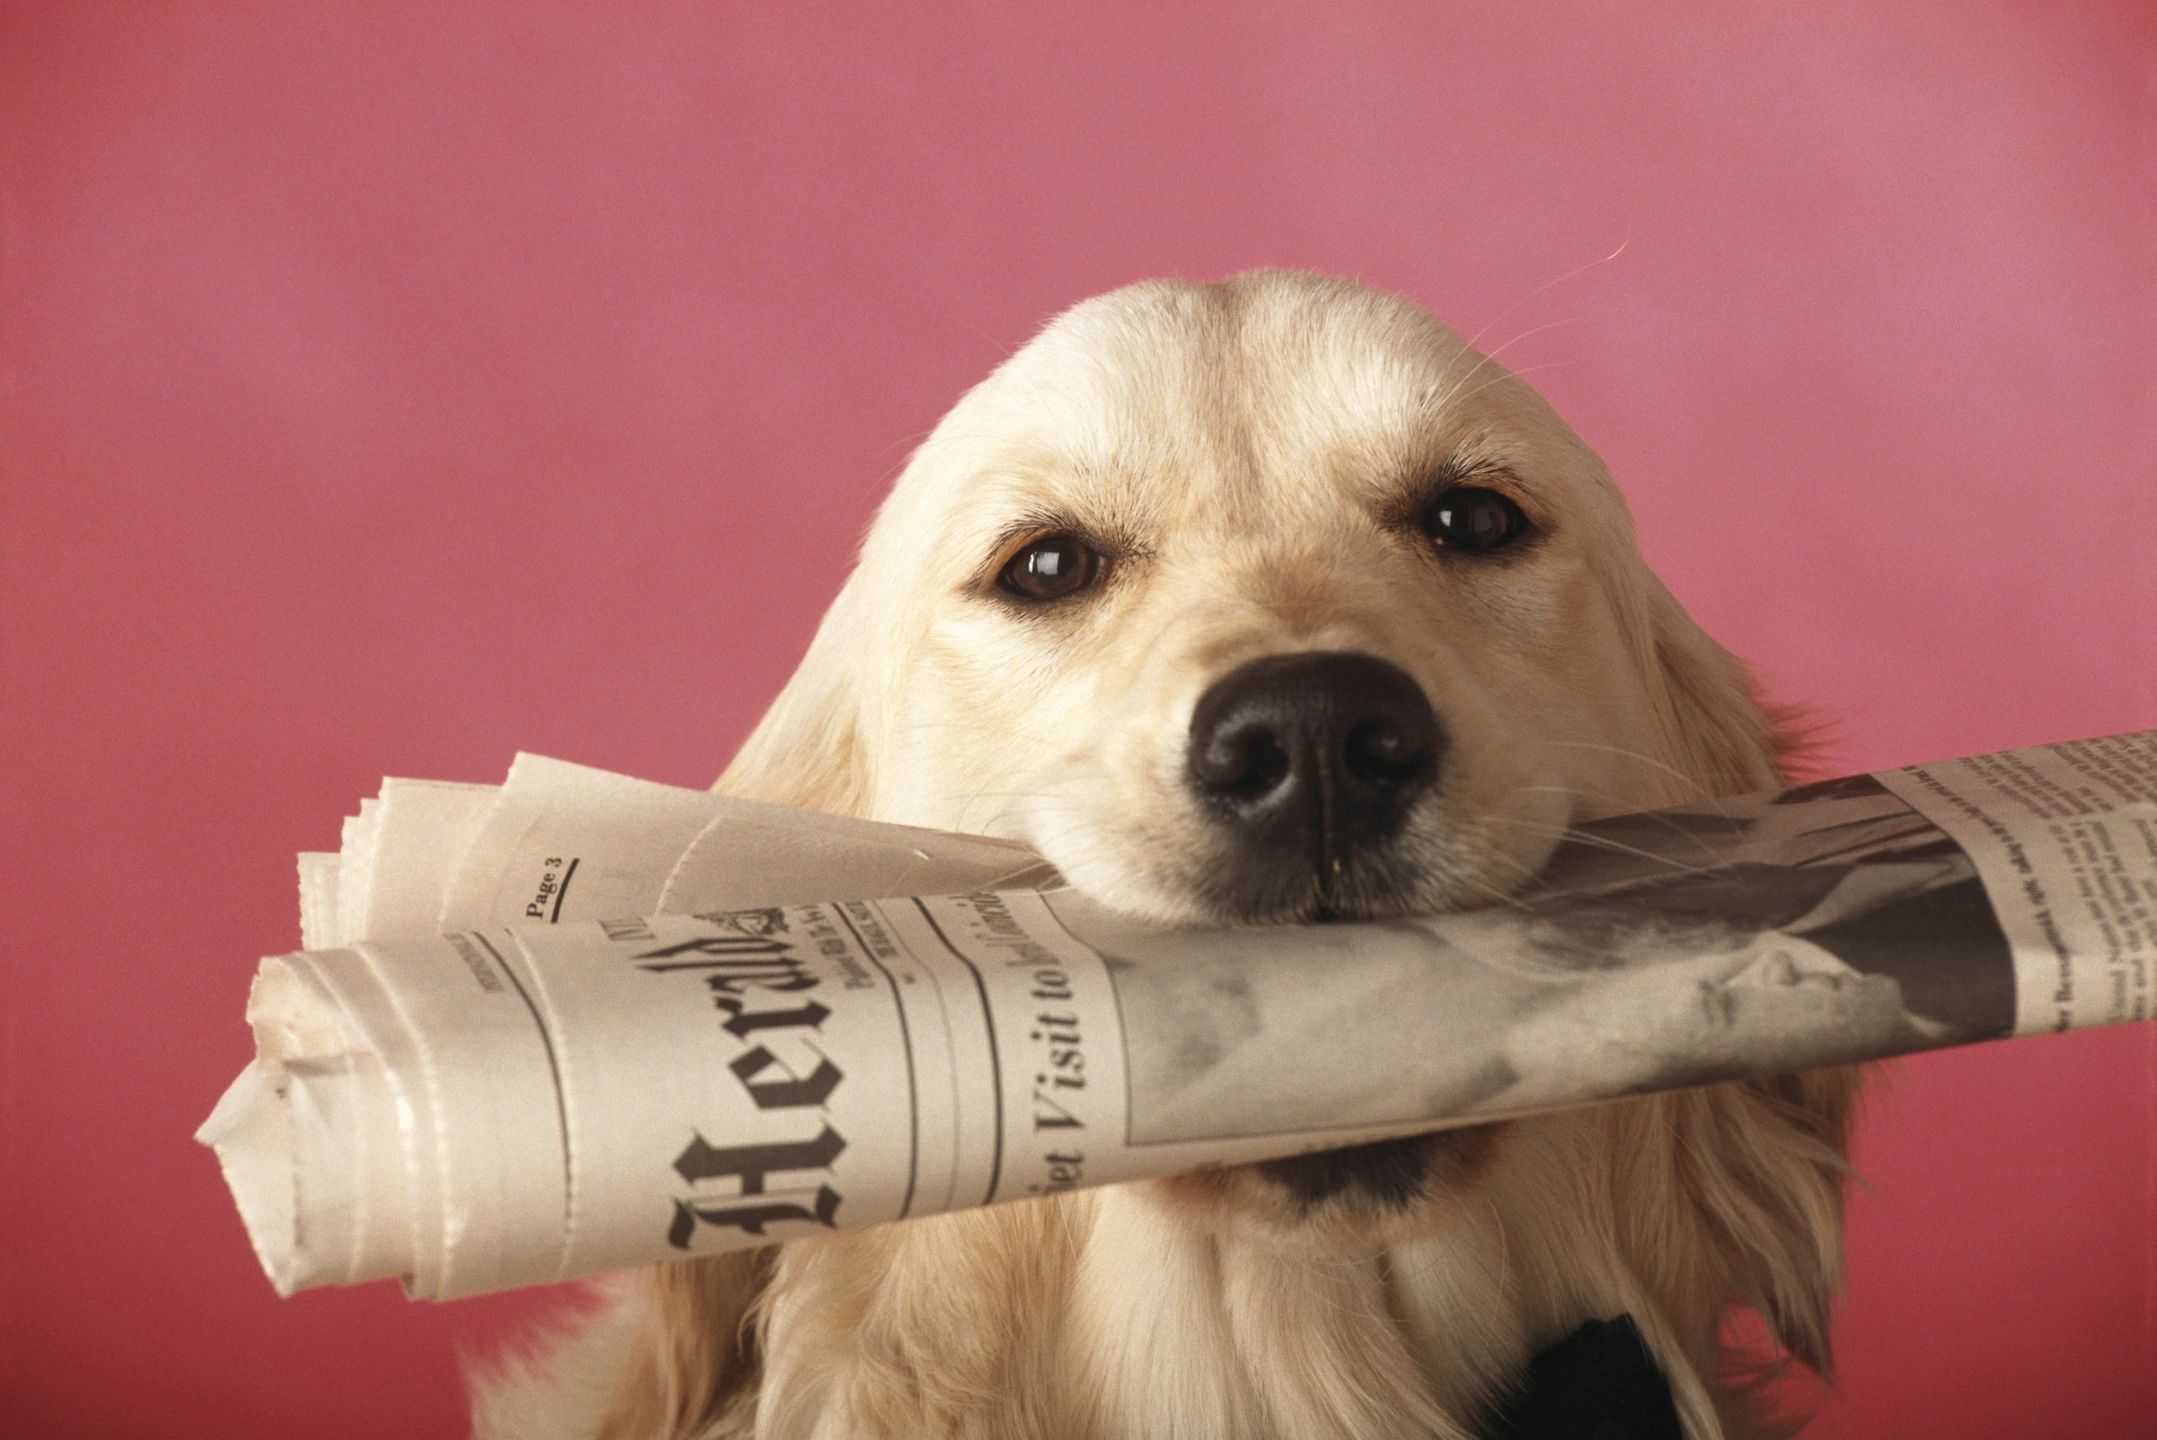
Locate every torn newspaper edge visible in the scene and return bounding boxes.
[201,731,2155,1301]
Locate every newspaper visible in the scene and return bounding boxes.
[199,731,2156,1301]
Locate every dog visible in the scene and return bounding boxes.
[478,270,1857,1439]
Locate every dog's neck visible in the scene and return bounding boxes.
[1064,1184,1532,1440]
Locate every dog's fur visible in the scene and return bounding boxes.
[478,271,1856,1440]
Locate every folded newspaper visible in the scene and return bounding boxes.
[199,732,2156,1302]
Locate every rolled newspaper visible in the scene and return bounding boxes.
[200,734,2156,1301]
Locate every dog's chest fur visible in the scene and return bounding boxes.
[749,1190,1523,1440]
[731,1112,1735,1440]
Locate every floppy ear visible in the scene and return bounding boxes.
[597,1251,777,1440]
[1607,563,1860,1384]
[1732,1065,1863,1375]
[716,577,880,819]
[1608,1067,1859,1428]
[1666,1066,1861,1384]
[470,1253,777,1440]
[1629,570,1796,795]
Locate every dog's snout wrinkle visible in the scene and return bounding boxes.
[1186,651,1444,874]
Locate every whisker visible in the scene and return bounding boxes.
[1551,748,1772,797]
[1500,790,1735,847]
[1531,740,1719,788]
[1474,815,1735,881]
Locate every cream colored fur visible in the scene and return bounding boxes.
[474,271,1856,1440]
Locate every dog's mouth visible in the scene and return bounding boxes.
[1065,644,1536,1219]
[1203,865,1511,1217]
[1254,1125,1506,1219]
[1193,843,1450,928]
[1299,859,1420,924]
[1256,1134,1445,1208]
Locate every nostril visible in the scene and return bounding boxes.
[1344,714,1434,787]
[1192,722,1292,798]
[1244,732,1291,792]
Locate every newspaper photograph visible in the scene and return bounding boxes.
[199,729,2155,1303]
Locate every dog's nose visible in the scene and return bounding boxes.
[1186,651,1443,858]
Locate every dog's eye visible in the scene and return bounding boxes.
[997,535,1102,601]
[1419,486,1530,554]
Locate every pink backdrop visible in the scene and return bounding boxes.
[4,5,2152,1436]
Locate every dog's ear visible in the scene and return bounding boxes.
[470,1253,776,1440]
[717,578,879,817]
[597,1252,776,1440]
[1630,570,1791,795]
[1613,565,1859,1386]
[1677,1067,1861,1381]
[1610,1068,1859,1426]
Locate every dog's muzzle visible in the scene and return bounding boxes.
[1186,651,1443,886]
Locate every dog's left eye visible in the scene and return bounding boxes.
[1419,485,1531,554]
[997,534,1102,601]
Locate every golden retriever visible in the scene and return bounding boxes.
[479,270,1856,1440]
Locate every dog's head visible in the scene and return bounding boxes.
[732,271,1778,914]
[723,270,1792,1235]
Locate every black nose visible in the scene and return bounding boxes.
[1187,651,1444,862]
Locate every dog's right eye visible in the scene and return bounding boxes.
[997,535,1103,601]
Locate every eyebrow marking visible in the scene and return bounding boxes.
[1374,431,1538,529]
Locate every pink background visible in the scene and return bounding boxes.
[4,4,2152,1436]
